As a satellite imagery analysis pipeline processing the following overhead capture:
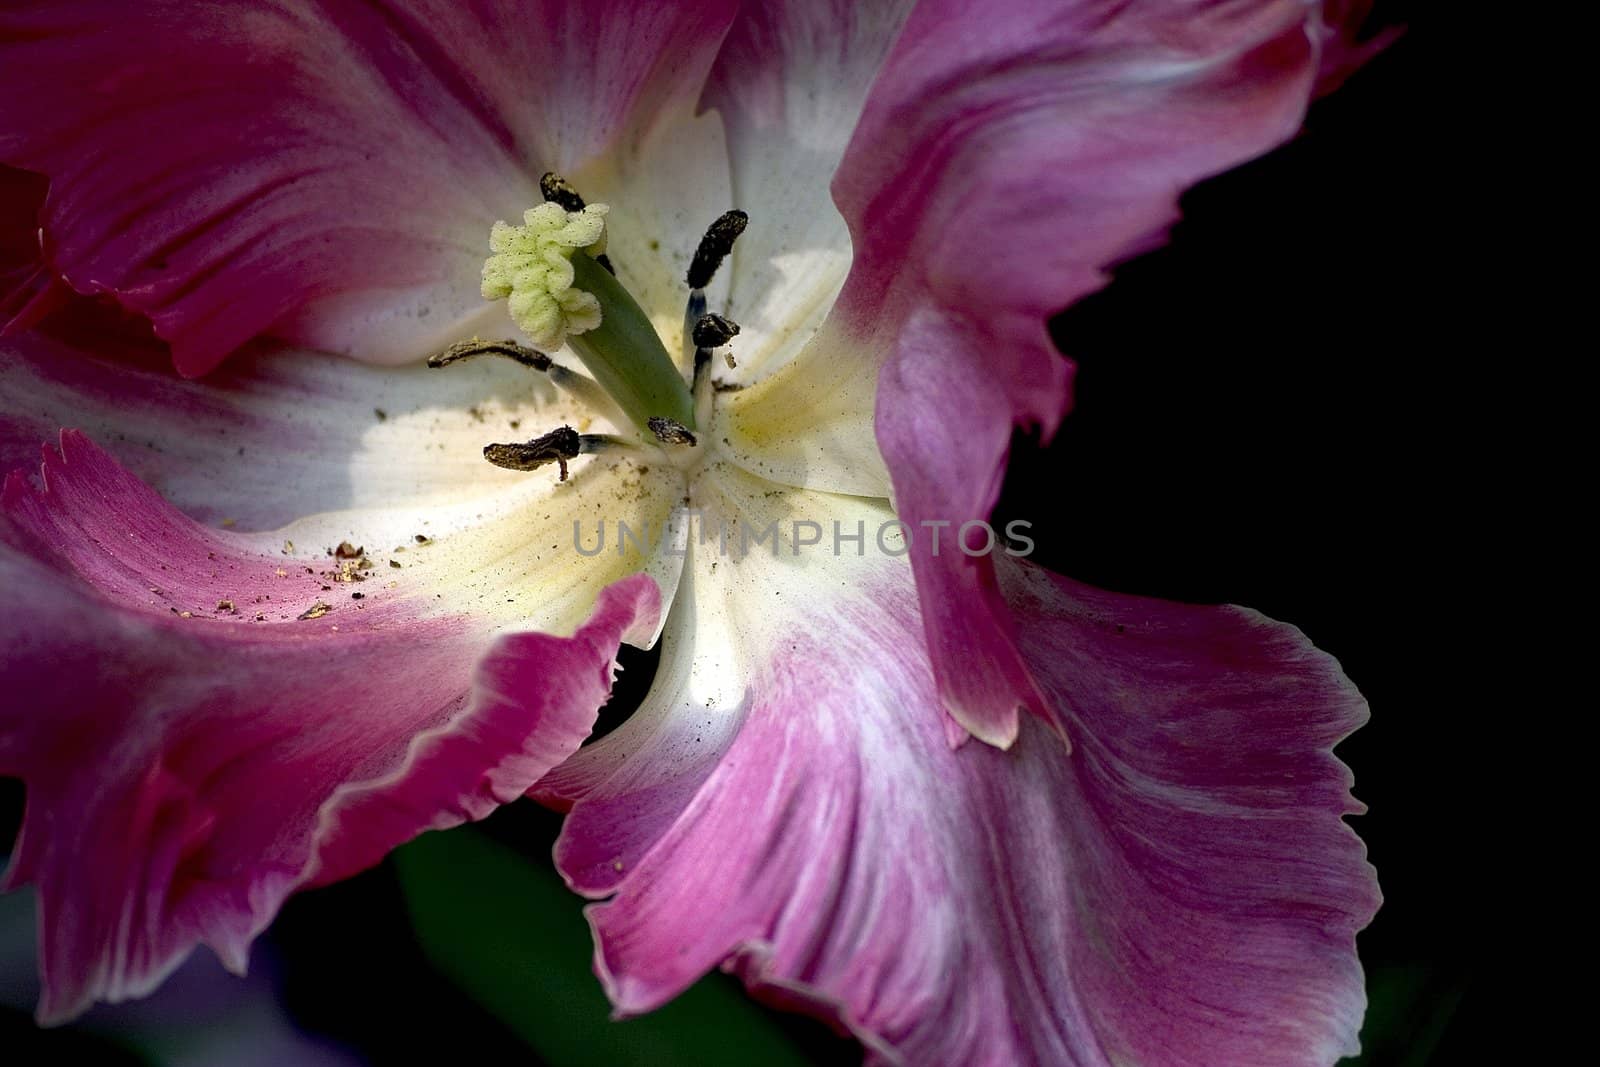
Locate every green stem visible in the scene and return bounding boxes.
[567,254,694,433]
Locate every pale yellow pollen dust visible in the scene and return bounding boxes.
[481,201,610,351]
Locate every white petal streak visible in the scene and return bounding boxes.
[703,0,916,385]
[541,460,913,871]
[0,334,683,640]
[574,106,733,369]
[710,316,889,499]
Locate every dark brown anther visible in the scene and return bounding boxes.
[691,313,740,349]
[483,426,583,481]
[540,172,587,212]
[429,338,552,372]
[686,210,748,290]
[647,416,697,447]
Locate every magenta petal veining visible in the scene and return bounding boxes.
[1,432,660,1022]
[828,0,1374,744]
[539,553,1376,1065]
[0,0,737,375]
[0,0,1387,1056]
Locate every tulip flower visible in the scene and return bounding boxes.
[1,1,1385,1063]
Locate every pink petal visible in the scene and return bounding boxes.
[0,0,737,375]
[1314,1,1401,96]
[0,164,70,333]
[0,328,347,533]
[826,0,1377,743]
[0,431,660,1022]
[547,560,1376,1065]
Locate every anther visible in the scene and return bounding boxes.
[686,210,748,290]
[691,313,740,349]
[540,172,587,213]
[483,426,582,480]
[691,312,740,383]
[429,338,552,371]
[647,416,697,447]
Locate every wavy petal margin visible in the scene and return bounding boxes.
[825,0,1381,743]
[537,484,1376,1064]
[0,432,660,1022]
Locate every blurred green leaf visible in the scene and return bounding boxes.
[394,823,819,1067]
[1338,964,1466,1067]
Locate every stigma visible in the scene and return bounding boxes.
[481,201,609,351]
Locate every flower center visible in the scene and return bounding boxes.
[432,173,746,483]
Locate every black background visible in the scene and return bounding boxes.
[7,9,1468,1064]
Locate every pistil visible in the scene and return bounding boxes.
[478,190,694,435]
[539,172,614,274]
[438,181,752,482]
[565,252,696,431]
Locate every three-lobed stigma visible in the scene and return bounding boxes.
[481,201,609,352]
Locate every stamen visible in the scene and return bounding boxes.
[540,172,587,212]
[428,338,552,371]
[691,313,740,383]
[647,416,697,447]
[682,289,707,368]
[577,434,628,454]
[686,210,748,290]
[691,313,740,349]
[546,364,636,433]
[483,426,582,481]
[430,337,641,438]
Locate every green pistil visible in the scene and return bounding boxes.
[480,196,694,436]
[566,252,695,432]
